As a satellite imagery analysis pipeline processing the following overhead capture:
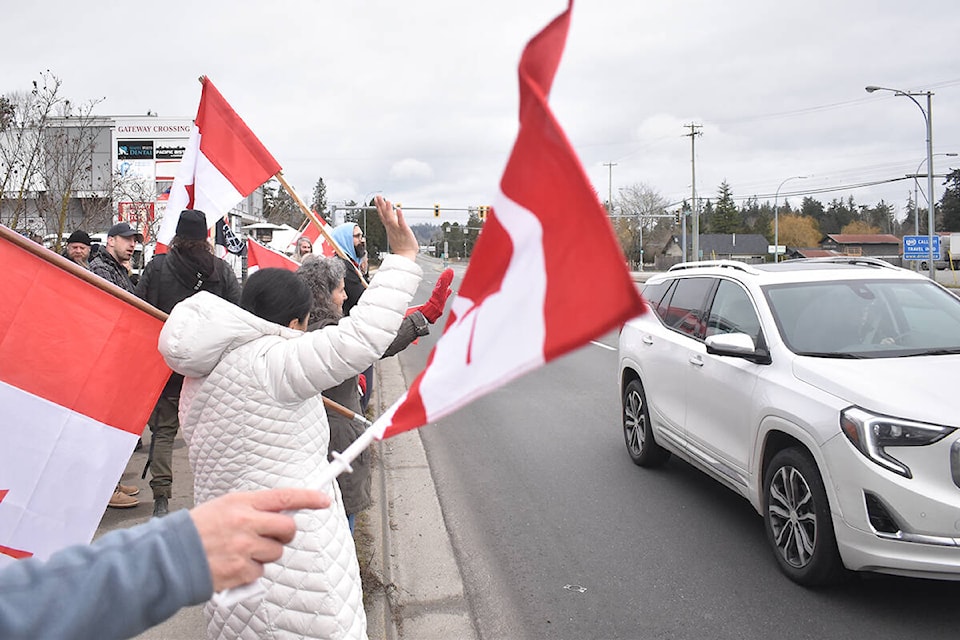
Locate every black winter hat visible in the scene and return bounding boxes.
[175,209,208,240]
[66,230,91,245]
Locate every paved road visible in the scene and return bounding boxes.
[400,330,960,640]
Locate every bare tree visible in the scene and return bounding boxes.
[0,72,106,249]
[616,183,668,268]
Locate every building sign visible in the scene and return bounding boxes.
[117,140,154,160]
[117,202,156,242]
[155,144,185,160]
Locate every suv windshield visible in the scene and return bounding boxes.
[765,279,960,357]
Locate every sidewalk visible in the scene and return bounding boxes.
[94,355,476,639]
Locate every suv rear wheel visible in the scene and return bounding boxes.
[622,378,670,467]
[763,448,845,586]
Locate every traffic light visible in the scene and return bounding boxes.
[675,210,681,224]
[434,204,440,218]
[478,205,489,221]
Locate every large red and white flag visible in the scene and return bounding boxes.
[373,0,645,439]
[247,237,300,273]
[290,215,338,258]
[156,77,281,249]
[0,230,171,565]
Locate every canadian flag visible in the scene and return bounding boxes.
[156,77,281,249]
[247,237,300,273]
[290,215,338,258]
[0,229,171,565]
[372,0,646,439]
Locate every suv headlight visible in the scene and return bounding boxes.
[840,407,955,479]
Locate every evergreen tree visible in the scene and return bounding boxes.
[940,169,960,231]
[710,181,741,233]
[865,200,895,234]
[345,197,387,263]
[310,177,327,220]
[800,197,825,229]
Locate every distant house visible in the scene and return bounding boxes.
[656,233,770,269]
[820,234,901,260]
[786,248,842,259]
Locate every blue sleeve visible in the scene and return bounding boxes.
[0,510,213,640]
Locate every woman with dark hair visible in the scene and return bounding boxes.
[240,268,313,328]
[158,197,421,640]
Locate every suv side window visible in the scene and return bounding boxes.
[661,277,715,338]
[641,280,670,311]
[706,280,762,342]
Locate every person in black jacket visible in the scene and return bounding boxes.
[136,209,242,518]
[89,222,142,293]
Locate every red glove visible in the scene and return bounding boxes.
[357,373,367,396]
[420,268,454,323]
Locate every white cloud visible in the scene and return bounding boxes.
[389,158,433,181]
[2,0,958,226]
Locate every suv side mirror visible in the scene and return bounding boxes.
[705,333,772,365]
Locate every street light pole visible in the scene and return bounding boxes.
[866,85,936,279]
[360,189,381,242]
[773,175,807,263]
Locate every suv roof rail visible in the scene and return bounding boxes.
[792,256,899,269]
[667,260,760,274]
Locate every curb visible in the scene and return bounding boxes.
[364,354,478,640]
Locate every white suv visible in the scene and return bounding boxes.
[618,258,960,586]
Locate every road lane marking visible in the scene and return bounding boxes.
[590,340,616,351]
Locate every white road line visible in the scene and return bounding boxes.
[590,340,616,351]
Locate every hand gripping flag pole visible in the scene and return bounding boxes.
[213,401,374,607]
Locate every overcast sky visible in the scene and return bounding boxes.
[4,1,959,226]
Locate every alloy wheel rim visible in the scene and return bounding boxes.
[768,465,817,568]
[624,389,645,455]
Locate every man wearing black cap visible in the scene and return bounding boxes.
[136,209,242,517]
[89,222,142,293]
[63,230,92,268]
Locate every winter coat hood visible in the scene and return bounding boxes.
[331,222,360,264]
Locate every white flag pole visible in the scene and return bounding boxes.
[213,405,380,607]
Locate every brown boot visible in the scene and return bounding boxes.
[117,483,140,496]
[108,488,139,509]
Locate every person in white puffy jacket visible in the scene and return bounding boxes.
[158,197,422,640]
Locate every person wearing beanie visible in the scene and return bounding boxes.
[63,230,92,268]
[135,209,242,518]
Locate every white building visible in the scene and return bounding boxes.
[1,114,264,245]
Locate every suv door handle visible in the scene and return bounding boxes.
[642,335,654,345]
[689,355,704,367]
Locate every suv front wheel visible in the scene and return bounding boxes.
[763,448,845,586]
[622,378,670,467]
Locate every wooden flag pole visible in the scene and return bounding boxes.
[1,223,363,422]
[0,224,166,321]
[274,171,369,288]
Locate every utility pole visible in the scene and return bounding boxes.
[684,123,702,262]
[603,162,617,214]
